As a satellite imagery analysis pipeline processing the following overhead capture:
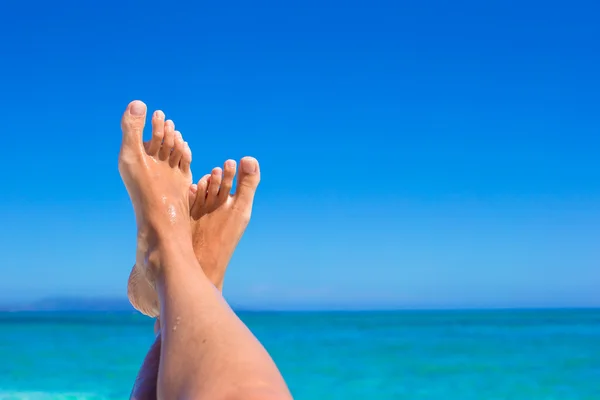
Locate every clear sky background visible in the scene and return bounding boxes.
[0,0,598,309]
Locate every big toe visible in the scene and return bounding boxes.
[121,100,147,151]
[234,156,261,212]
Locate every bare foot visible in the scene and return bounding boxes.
[128,156,261,316]
[189,156,261,290]
[129,159,261,400]
[120,100,193,317]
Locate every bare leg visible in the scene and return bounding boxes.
[119,101,291,400]
[131,157,261,400]
[130,325,161,400]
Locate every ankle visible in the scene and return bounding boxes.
[143,228,194,276]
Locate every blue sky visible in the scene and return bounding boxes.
[0,0,598,309]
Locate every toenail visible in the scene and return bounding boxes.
[242,161,257,174]
[226,160,236,168]
[129,101,146,116]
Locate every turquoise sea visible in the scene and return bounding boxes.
[0,310,599,399]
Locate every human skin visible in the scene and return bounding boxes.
[119,100,291,400]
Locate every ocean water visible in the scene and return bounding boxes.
[0,310,599,399]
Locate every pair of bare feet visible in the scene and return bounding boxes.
[119,100,291,400]
[123,102,260,317]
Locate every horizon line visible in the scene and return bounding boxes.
[1,307,598,313]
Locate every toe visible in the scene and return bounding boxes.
[147,110,165,156]
[190,174,210,218]
[180,142,192,173]
[159,120,175,160]
[189,184,198,209]
[120,100,147,152]
[169,131,185,167]
[205,167,222,209]
[218,159,236,201]
[234,156,261,213]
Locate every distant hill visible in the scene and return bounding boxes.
[0,297,136,312]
